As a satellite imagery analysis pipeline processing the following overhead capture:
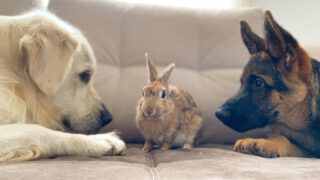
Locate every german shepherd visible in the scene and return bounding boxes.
[215,11,320,158]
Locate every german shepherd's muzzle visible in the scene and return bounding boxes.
[215,11,320,158]
[216,86,276,133]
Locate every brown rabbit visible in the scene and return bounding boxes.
[136,53,203,152]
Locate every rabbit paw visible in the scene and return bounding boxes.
[160,143,172,151]
[182,144,193,150]
[142,142,152,152]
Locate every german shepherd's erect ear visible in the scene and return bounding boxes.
[240,21,266,54]
[264,11,296,60]
[264,11,312,81]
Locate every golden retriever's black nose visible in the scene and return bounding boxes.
[215,107,230,122]
[100,104,113,126]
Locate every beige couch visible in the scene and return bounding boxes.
[1,0,320,179]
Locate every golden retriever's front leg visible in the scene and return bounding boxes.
[0,124,126,162]
[234,134,305,158]
[63,132,126,157]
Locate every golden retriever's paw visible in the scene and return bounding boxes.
[234,138,279,158]
[93,132,126,156]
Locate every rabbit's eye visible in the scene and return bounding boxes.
[160,90,166,99]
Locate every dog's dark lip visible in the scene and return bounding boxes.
[70,126,101,135]
[228,123,255,132]
[226,122,249,132]
[218,117,245,132]
[219,113,257,133]
[221,123,247,132]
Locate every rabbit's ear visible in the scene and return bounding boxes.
[160,63,175,84]
[146,53,158,82]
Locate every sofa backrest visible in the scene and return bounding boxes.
[48,0,267,144]
[0,0,47,15]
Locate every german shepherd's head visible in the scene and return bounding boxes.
[215,11,312,132]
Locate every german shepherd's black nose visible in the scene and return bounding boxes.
[215,107,230,123]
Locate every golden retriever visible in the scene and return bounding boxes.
[0,10,125,161]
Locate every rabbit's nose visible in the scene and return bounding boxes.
[144,106,155,116]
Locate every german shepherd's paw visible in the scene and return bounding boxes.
[234,138,279,158]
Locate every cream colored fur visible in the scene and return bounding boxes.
[0,10,125,161]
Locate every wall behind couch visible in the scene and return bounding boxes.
[248,0,320,46]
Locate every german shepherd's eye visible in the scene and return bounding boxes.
[254,78,265,90]
[160,90,166,99]
[79,70,91,84]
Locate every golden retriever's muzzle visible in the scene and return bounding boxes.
[62,103,113,134]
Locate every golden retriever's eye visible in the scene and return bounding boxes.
[79,70,91,84]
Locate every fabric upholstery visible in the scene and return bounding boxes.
[0,144,319,179]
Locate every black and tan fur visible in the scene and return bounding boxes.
[215,11,320,158]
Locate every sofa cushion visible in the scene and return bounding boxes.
[0,144,319,179]
[49,0,266,144]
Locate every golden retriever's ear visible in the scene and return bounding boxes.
[19,23,78,95]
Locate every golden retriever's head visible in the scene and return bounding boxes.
[18,14,112,134]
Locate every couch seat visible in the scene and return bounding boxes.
[0,144,319,180]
